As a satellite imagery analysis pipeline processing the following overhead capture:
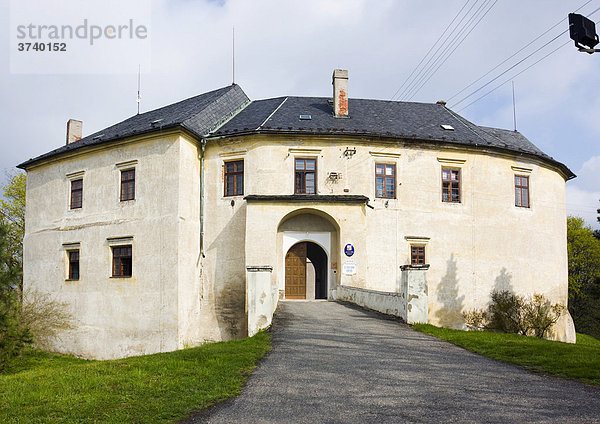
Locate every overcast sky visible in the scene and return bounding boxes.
[1,0,598,228]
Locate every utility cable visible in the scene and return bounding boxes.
[452,5,600,109]
[390,0,471,101]
[405,0,498,101]
[456,38,571,112]
[447,0,594,103]
[394,0,480,101]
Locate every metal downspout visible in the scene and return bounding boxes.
[200,138,206,258]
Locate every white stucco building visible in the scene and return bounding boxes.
[19,70,576,359]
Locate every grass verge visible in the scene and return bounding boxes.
[413,324,600,386]
[0,330,271,423]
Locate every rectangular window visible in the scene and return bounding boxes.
[70,179,83,209]
[68,250,80,280]
[112,245,132,277]
[295,158,316,194]
[120,169,135,201]
[442,168,461,203]
[515,175,529,208]
[224,160,244,196]
[411,246,425,265]
[375,163,396,198]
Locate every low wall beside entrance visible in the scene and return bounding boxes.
[336,285,407,321]
[336,266,429,324]
[247,266,278,336]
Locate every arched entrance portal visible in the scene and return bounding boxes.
[285,242,328,299]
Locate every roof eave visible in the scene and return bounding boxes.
[17,123,201,171]
[207,129,576,180]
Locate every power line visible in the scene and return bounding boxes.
[390,0,471,101]
[456,39,571,112]
[451,29,567,108]
[405,0,498,101]
[456,14,600,112]
[447,0,594,103]
[451,5,600,110]
[397,0,486,101]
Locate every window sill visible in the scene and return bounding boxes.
[110,276,132,279]
[64,278,80,282]
[400,264,430,270]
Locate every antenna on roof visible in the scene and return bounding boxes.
[137,65,141,115]
[232,26,235,85]
[512,81,517,132]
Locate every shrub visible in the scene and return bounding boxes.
[522,294,565,338]
[20,289,74,350]
[464,290,564,339]
[0,289,32,372]
[487,290,525,334]
[0,289,74,372]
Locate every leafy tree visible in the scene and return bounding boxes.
[596,200,600,240]
[0,172,25,291]
[0,221,31,371]
[567,216,600,339]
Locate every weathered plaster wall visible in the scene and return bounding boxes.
[23,134,184,359]
[23,128,574,359]
[201,142,248,341]
[210,134,574,342]
[176,135,203,348]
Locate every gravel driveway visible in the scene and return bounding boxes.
[187,301,600,423]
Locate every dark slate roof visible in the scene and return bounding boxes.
[213,96,574,178]
[18,85,574,179]
[18,84,249,169]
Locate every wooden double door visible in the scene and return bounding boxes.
[285,243,307,299]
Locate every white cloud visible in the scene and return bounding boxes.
[1,0,599,192]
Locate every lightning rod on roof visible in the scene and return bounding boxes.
[137,65,141,115]
[512,81,517,132]
[232,26,235,85]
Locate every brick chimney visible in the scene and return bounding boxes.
[332,69,349,117]
[66,119,83,145]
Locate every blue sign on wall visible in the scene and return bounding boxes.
[344,243,355,257]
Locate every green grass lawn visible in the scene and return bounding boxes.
[0,331,271,423]
[413,324,600,386]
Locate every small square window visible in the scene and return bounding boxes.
[70,179,83,209]
[68,250,79,280]
[112,245,132,277]
[411,245,425,265]
[120,169,135,201]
